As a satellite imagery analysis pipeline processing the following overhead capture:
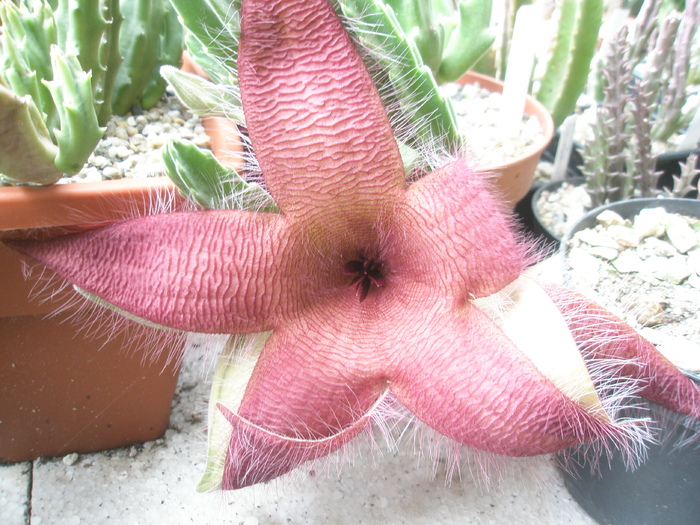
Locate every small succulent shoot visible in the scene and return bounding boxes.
[0,0,183,186]
[162,139,277,212]
[534,0,604,128]
[159,65,241,120]
[9,0,700,493]
[667,153,700,198]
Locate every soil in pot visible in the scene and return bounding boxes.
[440,71,554,207]
[558,199,700,525]
[532,177,589,244]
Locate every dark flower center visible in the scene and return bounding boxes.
[343,254,385,302]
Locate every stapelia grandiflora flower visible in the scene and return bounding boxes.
[8,0,700,490]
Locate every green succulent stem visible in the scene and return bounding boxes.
[0,82,60,185]
[112,0,183,115]
[0,0,183,185]
[163,139,278,212]
[43,47,105,175]
[436,0,495,84]
[168,0,240,86]
[335,0,460,152]
[535,0,603,128]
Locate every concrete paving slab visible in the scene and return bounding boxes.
[24,363,596,524]
[0,461,30,525]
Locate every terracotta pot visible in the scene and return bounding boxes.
[457,71,555,207]
[0,177,185,462]
[180,52,244,169]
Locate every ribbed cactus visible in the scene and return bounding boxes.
[383,0,495,84]
[111,0,183,115]
[0,0,182,186]
[534,0,603,128]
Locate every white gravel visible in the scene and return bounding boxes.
[564,206,700,367]
[60,92,211,184]
[442,82,546,168]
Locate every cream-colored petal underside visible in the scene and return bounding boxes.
[473,275,610,423]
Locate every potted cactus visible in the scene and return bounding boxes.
[4,0,700,499]
[0,0,186,462]
[166,0,604,208]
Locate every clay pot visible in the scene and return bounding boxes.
[457,71,555,207]
[0,177,185,462]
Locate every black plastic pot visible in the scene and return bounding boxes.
[514,138,583,243]
[558,197,700,525]
[529,176,586,247]
[561,403,700,525]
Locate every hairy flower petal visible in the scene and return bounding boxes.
[238,0,406,240]
[389,301,623,456]
[9,211,294,333]
[391,160,529,301]
[545,286,700,419]
[218,388,388,490]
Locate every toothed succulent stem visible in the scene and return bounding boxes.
[111,0,183,115]
[0,0,183,185]
[629,80,659,199]
[436,0,495,84]
[54,0,108,95]
[384,0,444,75]
[651,0,700,142]
[535,0,603,128]
[380,0,496,85]
[0,1,58,129]
[43,46,105,175]
[97,0,123,124]
[582,27,632,208]
[669,153,700,198]
[335,0,460,151]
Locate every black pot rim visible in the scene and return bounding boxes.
[531,176,586,243]
[559,197,700,261]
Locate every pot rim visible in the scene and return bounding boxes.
[558,196,700,260]
[458,71,555,170]
[0,176,180,234]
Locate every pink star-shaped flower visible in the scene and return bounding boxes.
[8,0,700,490]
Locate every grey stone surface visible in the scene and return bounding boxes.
[2,361,596,524]
[0,462,30,525]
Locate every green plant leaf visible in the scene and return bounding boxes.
[162,139,278,212]
[0,82,60,185]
